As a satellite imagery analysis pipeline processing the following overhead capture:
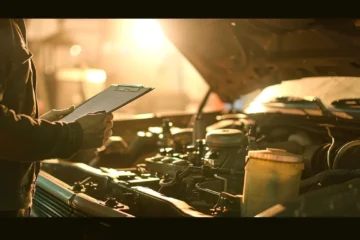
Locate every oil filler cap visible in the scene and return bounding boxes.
[205,129,246,148]
[248,148,303,163]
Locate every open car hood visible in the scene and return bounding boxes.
[158,19,360,102]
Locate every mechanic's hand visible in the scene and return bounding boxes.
[76,111,113,149]
[40,105,75,122]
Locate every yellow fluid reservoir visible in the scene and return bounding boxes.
[241,148,304,217]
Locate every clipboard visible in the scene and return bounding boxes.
[60,84,155,122]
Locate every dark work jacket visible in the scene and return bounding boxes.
[0,19,83,210]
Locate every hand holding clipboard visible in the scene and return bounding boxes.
[61,84,155,122]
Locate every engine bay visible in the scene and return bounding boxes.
[34,107,360,217]
[29,18,360,218]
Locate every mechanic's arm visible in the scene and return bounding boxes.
[0,105,113,162]
[0,104,83,161]
[0,20,113,162]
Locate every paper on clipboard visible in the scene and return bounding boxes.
[61,84,155,122]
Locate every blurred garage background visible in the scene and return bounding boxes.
[25,19,223,119]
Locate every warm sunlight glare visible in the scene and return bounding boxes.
[70,45,82,57]
[131,19,166,51]
[56,68,107,84]
[85,69,107,84]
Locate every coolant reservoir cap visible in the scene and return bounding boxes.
[248,148,303,163]
[206,129,245,148]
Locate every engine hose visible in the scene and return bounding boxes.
[195,182,220,196]
[214,174,228,192]
[326,127,335,169]
[300,169,360,188]
[332,140,360,169]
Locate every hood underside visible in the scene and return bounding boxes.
[158,19,360,102]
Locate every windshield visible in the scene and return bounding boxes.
[233,77,360,113]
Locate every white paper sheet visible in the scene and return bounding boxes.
[61,84,154,122]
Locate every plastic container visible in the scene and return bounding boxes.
[241,148,304,217]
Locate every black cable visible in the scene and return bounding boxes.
[300,169,360,188]
[188,88,212,127]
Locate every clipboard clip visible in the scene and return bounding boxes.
[115,84,144,92]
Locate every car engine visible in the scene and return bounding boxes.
[33,107,360,218]
[31,18,360,219]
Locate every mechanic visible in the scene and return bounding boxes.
[0,19,113,217]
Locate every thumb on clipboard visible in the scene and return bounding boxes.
[40,105,76,122]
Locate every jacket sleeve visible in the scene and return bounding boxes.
[0,104,84,162]
[0,19,84,162]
